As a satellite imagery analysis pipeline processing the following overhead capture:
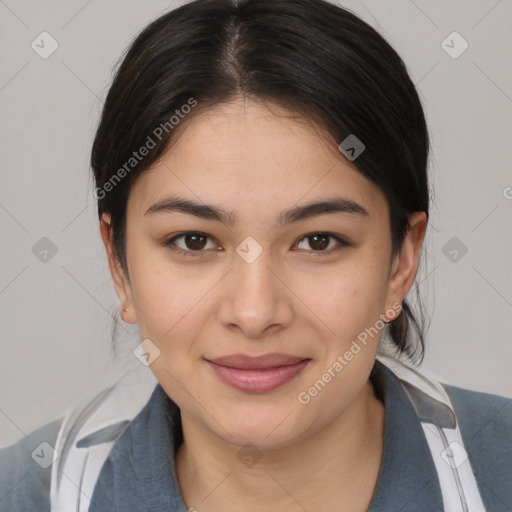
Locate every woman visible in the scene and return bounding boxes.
[1,0,510,510]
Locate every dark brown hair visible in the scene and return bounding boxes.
[90,0,431,362]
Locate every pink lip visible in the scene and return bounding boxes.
[205,353,311,393]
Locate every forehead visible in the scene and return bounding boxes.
[128,98,388,221]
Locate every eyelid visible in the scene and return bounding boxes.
[164,231,221,256]
[294,232,351,253]
[163,231,351,257]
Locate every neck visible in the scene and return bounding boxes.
[175,378,385,512]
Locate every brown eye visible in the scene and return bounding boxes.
[164,232,219,257]
[182,233,208,250]
[295,232,350,254]
[306,234,330,251]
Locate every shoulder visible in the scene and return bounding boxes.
[0,417,63,512]
[443,383,512,434]
[443,383,512,509]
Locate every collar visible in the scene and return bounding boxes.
[367,360,444,511]
[89,360,444,511]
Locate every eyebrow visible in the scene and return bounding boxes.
[144,195,370,226]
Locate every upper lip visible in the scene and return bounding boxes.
[206,353,309,370]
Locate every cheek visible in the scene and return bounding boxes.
[297,262,388,342]
[129,248,211,347]
[292,269,386,426]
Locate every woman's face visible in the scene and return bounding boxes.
[102,97,426,449]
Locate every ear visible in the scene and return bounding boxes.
[99,213,138,324]
[384,211,427,321]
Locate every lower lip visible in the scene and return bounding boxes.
[206,359,310,393]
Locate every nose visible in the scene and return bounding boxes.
[215,248,294,339]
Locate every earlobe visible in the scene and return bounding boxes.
[384,211,427,319]
[120,305,137,324]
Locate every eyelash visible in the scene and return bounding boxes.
[163,231,351,258]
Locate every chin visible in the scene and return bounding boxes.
[208,404,306,450]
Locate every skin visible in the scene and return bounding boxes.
[100,97,427,511]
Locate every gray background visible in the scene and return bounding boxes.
[1,0,511,447]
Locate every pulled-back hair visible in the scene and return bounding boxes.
[91,0,431,362]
